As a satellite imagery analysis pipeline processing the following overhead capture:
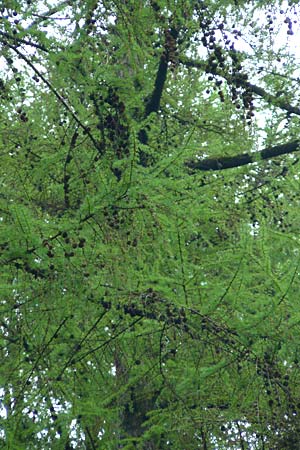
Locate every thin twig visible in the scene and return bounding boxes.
[8,44,104,154]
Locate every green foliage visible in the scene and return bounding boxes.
[1,0,300,448]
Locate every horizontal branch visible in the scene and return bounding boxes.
[186,140,300,171]
[28,0,71,29]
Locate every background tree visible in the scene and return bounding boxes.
[1,0,300,448]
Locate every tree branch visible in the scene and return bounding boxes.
[145,55,169,117]
[247,82,300,116]
[0,31,48,52]
[139,28,178,153]
[144,28,179,120]
[138,47,169,150]
[27,0,71,29]
[180,56,300,117]
[8,44,103,155]
[144,27,179,119]
[186,140,300,171]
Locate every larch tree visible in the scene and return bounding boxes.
[1,1,300,449]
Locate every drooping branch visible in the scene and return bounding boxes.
[180,56,300,117]
[0,31,48,52]
[8,44,103,155]
[246,82,300,116]
[186,140,300,171]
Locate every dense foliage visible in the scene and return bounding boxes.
[1,1,300,448]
